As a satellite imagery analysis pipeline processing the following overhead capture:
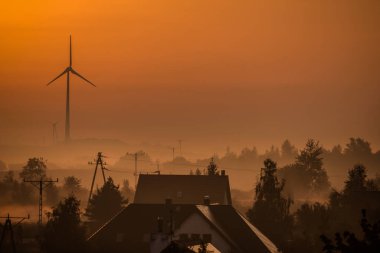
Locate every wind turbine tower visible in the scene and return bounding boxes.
[47,35,95,142]
[52,122,58,144]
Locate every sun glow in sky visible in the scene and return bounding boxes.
[1,0,379,153]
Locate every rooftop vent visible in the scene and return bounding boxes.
[203,195,210,205]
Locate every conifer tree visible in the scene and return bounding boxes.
[42,195,86,253]
[247,159,293,247]
[86,177,127,225]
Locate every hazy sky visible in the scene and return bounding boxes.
[1,0,379,155]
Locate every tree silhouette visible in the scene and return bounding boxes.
[85,177,127,225]
[41,195,86,253]
[330,164,379,218]
[320,210,380,253]
[296,139,330,194]
[121,178,134,202]
[207,158,218,175]
[247,159,293,247]
[344,138,372,156]
[343,164,367,194]
[19,157,47,180]
[63,176,82,194]
[295,202,329,247]
[281,139,298,162]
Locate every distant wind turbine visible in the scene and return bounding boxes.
[47,35,95,142]
[52,121,58,144]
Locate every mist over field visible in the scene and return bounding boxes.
[1,1,380,252]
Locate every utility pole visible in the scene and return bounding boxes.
[172,147,175,161]
[126,152,145,190]
[23,178,58,225]
[178,140,182,156]
[0,214,29,253]
[87,152,108,207]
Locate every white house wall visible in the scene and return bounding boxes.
[174,212,231,253]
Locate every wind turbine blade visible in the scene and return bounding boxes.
[70,68,96,87]
[47,69,68,86]
[70,35,72,67]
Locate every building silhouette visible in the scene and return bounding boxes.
[87,173,279,253]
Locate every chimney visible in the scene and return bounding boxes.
[157,216,163,233]
[203,195,210,205]
[221,170,225,176]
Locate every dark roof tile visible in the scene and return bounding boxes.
[134,175,232,205]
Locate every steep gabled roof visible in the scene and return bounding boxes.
[87,204,199,252]
[134,175,232,205]
[88,203,279,253]
[196,205,279,253]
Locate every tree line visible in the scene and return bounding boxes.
[246,139,380,253]
[0,157,133,253]
[1,138,379,252]
[0,157,134,207]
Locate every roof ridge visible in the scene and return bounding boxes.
[236,211,279,253]
[195,205,243,252]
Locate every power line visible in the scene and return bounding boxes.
[0,214,29,253]
[125,152,146,190]
[106,169,134,174]
[23,178,58,225]
[87,152,108,208]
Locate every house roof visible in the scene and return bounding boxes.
[88,204,200,252]
[196,205,279,253]
[134,174,232,205]
[88,203,279,253]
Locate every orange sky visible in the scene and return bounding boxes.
[1,0,379,155]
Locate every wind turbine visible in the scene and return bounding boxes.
[52,121,58,144]
[47,35,95,142]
